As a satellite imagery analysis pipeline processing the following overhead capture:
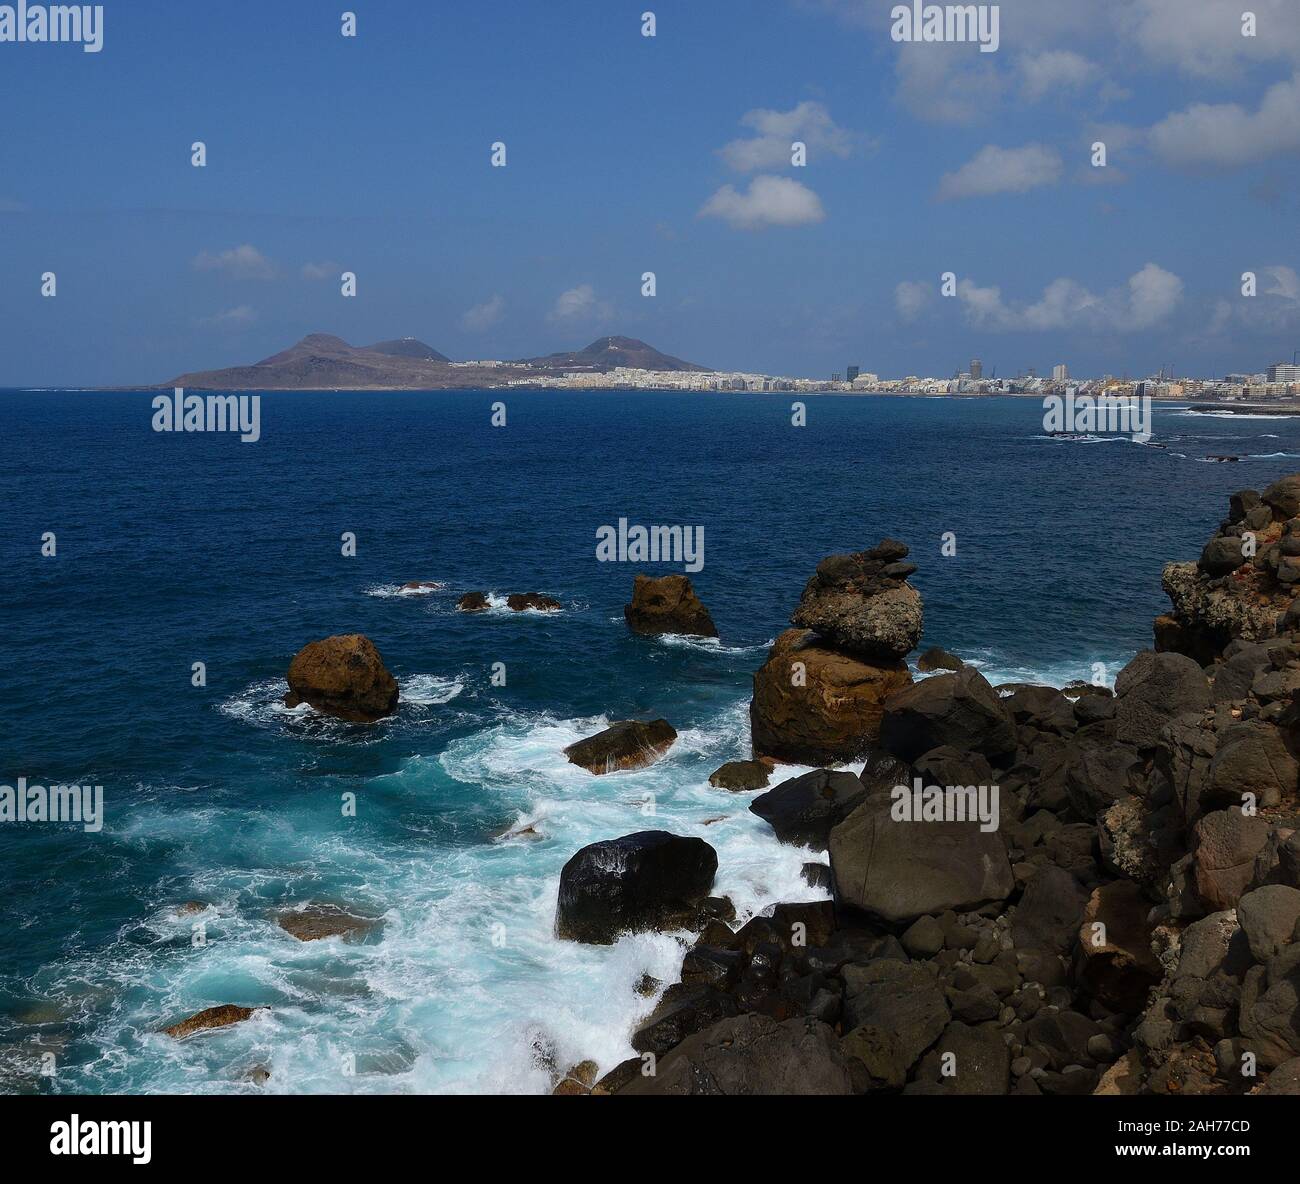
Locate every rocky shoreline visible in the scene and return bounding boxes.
[161,492,1300,1096]
[548,479,1300,1096]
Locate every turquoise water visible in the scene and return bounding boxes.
[2,390,1297,1093]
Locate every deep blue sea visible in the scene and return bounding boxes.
[3,390,1299,1093]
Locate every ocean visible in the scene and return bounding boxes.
[2,390,1298,1094]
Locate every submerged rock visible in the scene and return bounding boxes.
[917,646,964,673]
[555,830,717,944]
[708,759,771,791]
[398,580,442,593]
[163,1004,264,1039]
[624,574,717,638]
[563,719,677,774]
[283,633,398,722]
[506,592,562,612]
[277,903,381,942]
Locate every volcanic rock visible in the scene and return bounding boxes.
[879,667,1017,762]
[618,1013,855,1095]
[791,544,923,661]
[163,1004,264,1039]
[708,759,771,791]
[624,574,717,637]
[563,719,676,774]
[829,797,1014,924]
[507,592,562,612]
[748,769,868,850]
[283,634,399,722]
[277,903,381,942]
[555,830,717,944]
[750,629,911,765]
[457,592,490,612]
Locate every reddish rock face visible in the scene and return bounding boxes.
[750,629,912,765]
[624,574,717,638]
[283,633,399,722]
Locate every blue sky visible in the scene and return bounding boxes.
[1,0,1299,384]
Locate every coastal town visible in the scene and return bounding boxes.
[501,356,1300,402]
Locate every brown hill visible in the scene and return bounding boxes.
[521,336,707,373]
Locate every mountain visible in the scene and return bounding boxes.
[521,336,707,373]
[167,334,465,390]
[164,333,708,389]
[365,337,450,362]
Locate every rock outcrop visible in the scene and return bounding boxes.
[563,719,677,774]
[283,634,399,722]
[624,574,717,637]
[555,831,718,944]
[566,477,1300,1098]
[163,1004,264,1039]
[749,542,924,765]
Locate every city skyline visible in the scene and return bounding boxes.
[2,0,1299,385]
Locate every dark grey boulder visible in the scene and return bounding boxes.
[555,831,717,944]
[842,959,949,1071]
[619,1013,855,1095]
[880,667,1017,762]
[1012,867,1089,955]
[1237,885,1300,962]
[1114,650,1210,748]
[748,769,868,850]
[829,797,1014,924]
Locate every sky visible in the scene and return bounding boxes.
[1,0,1299,385]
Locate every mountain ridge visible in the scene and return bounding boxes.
[165,333,707,389]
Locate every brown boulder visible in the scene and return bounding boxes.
[750,629,912,765]
[458,591,490,612]
[1074,882,1162,1014]
[506,592,562,612]
[163,1004,264,1039]
[283,634,398,722]
[563,719,677,774]
[624,574,717,637]
[708,759,772,791]
[277,903,382,942]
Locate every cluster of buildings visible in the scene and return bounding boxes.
[490,355,1300,403]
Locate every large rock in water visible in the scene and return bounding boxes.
[617,1014,855,1095]
[624,574,717,637]
[790,541,923,661]
[879,667,1016,762]
[750,629,912,765]
[163,1004,264,1039]
[555,831,717,944]
[283,634,399,722]
[563,719,676,774]
[829,797,1014,924]
[748,769,868,850]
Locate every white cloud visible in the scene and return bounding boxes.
[1209,264,1300,335]
[894,41,1006,124]
[301,261,338,281]
[698,175,826,230]
[460,294,505,332]
[936,144,1063,200]
[1019,50,1096,101]
[946,263,1183,332]
[1148,74,1300,169]
[199,305,257,328]
[1123,0,1300,77]
[193,244,276,280]
[548,284,612,323]
[718,101,859,171]
[894,280,931,322]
